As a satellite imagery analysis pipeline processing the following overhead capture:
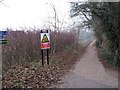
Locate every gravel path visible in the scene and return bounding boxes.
[56,41,118,88]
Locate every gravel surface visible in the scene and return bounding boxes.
[55,42,118,88]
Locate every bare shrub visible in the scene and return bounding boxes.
[2,29,78,72]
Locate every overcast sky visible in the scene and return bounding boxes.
[0,0,72,30]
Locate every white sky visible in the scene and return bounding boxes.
[0,0,71,30]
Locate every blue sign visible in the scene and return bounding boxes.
[0,31,8,44]
[0,31,8,40]
[0,36,3,40]
[0,31,8,36]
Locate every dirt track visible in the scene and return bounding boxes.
[56,41,118,88]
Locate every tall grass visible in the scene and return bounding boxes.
[2,29,78,72]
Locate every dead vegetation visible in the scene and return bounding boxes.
[3,45,86,88]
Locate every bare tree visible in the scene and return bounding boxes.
[45,3,58,55]
[0,0,9,8]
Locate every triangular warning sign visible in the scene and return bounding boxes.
[42,34,49,43]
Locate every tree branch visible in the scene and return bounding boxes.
[0,0,9,8]
[80,10,91,21]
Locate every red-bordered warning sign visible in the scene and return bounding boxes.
[41,33,50,49]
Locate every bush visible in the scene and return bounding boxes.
[2,29,78,72]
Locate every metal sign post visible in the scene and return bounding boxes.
[40,30,50,65]
[46,30,49,65]
[41,30,44,65]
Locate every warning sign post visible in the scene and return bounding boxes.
[40,30,50,65]
[41,33,50,49]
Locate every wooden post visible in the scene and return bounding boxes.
[47,49,49,65]
[41,30,44,65]
[46,30,49,65]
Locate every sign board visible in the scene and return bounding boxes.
[0,35,3,40]
[0,40,8,44]
[0,31,8,36]
[0,31,8,44]
[41,33,50,49]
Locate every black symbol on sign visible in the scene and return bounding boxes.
[42,34,49,43]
